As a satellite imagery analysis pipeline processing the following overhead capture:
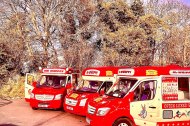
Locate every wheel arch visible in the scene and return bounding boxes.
[112,116,135,126]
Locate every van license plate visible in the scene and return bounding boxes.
[38,104,48,108]
[66,106,73,110]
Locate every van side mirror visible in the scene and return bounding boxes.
[66,83,72,89]
[32,81,37,87]
[128,91,135,102]
[99,89,105,95]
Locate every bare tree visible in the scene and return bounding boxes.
[145,0,190,66]
[59,0,97,70]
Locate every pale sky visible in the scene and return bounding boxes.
[181,0,190,5]
[128,0,190,6]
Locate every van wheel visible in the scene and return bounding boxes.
[32,107,37,110]
[55,107,63,111]
[113,118,133,126]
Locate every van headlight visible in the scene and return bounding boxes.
[79,98,87,106]
[30,93,35,99]
[96,107,110,116]
[54,94,63,100]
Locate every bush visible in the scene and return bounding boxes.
[0,76,25,99]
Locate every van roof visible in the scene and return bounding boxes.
[82,65,190,77]
[41,68,79,74]
[118,65,190,76]
[82,66,128,77]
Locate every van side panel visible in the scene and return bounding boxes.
[160,76,190,125]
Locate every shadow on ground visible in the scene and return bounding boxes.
[0,98,12,107]
[0,124,18,126]
[33,113,64,126]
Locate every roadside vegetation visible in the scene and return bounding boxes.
[0,0,190,98]
[0,76,25,99]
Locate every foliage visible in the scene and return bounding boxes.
[0,37,16,85]
[145,0,190,66]
[0,76,25,99]
[131,0,145,17]
[97,0,164,66]
[59,0,96,70]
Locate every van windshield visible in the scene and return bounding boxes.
[106,78,137,98]
[76,80,103,93]
[37,75,67,88]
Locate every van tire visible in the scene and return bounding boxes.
[113,118,133,126]
[32,107,37,110]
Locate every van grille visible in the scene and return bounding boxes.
[65,98,78,106]
[88,104,96,115]
[35,94,54,101]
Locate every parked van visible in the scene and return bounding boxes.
[25,68,79,110]
[86,65,190,126]
[64,66,128,116]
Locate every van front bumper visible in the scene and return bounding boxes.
[86,114,113,126]
[30,99,63,109]
[64,104,87,116]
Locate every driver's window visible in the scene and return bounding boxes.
[60,77,67,86]
[40,76,46,84]
[118,80,128,93]
[117,79,135,93]
[47,76,53,85]
[105,82,113,92]
[91,81,101,90]
[133,80,157,101]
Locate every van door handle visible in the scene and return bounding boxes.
[149,106,156,109]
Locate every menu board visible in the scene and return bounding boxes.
[162,77,178,100]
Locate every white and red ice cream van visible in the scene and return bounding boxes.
[86,65,190,126]
[64,66,128,116]
[25,68,79,110]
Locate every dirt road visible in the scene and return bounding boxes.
[0,99,88,126]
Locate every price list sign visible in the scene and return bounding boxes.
[162,77,178,100]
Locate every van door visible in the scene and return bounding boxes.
[130,79,161,126]
[25,73,34,101]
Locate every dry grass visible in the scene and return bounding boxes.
[0,76,25,99]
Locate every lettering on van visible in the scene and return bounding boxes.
[43,69,66,73]
[162,77,178,100]
[162,103,190,109]
[85,70,100,76]
[106,71,113,76]
[118,69,134,76]
[146,70,158,76]
[170,70,190,75]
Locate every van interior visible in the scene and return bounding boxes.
[178,77,190,100]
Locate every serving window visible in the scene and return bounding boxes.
[178,77,189,100]
[162,77,190,101]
